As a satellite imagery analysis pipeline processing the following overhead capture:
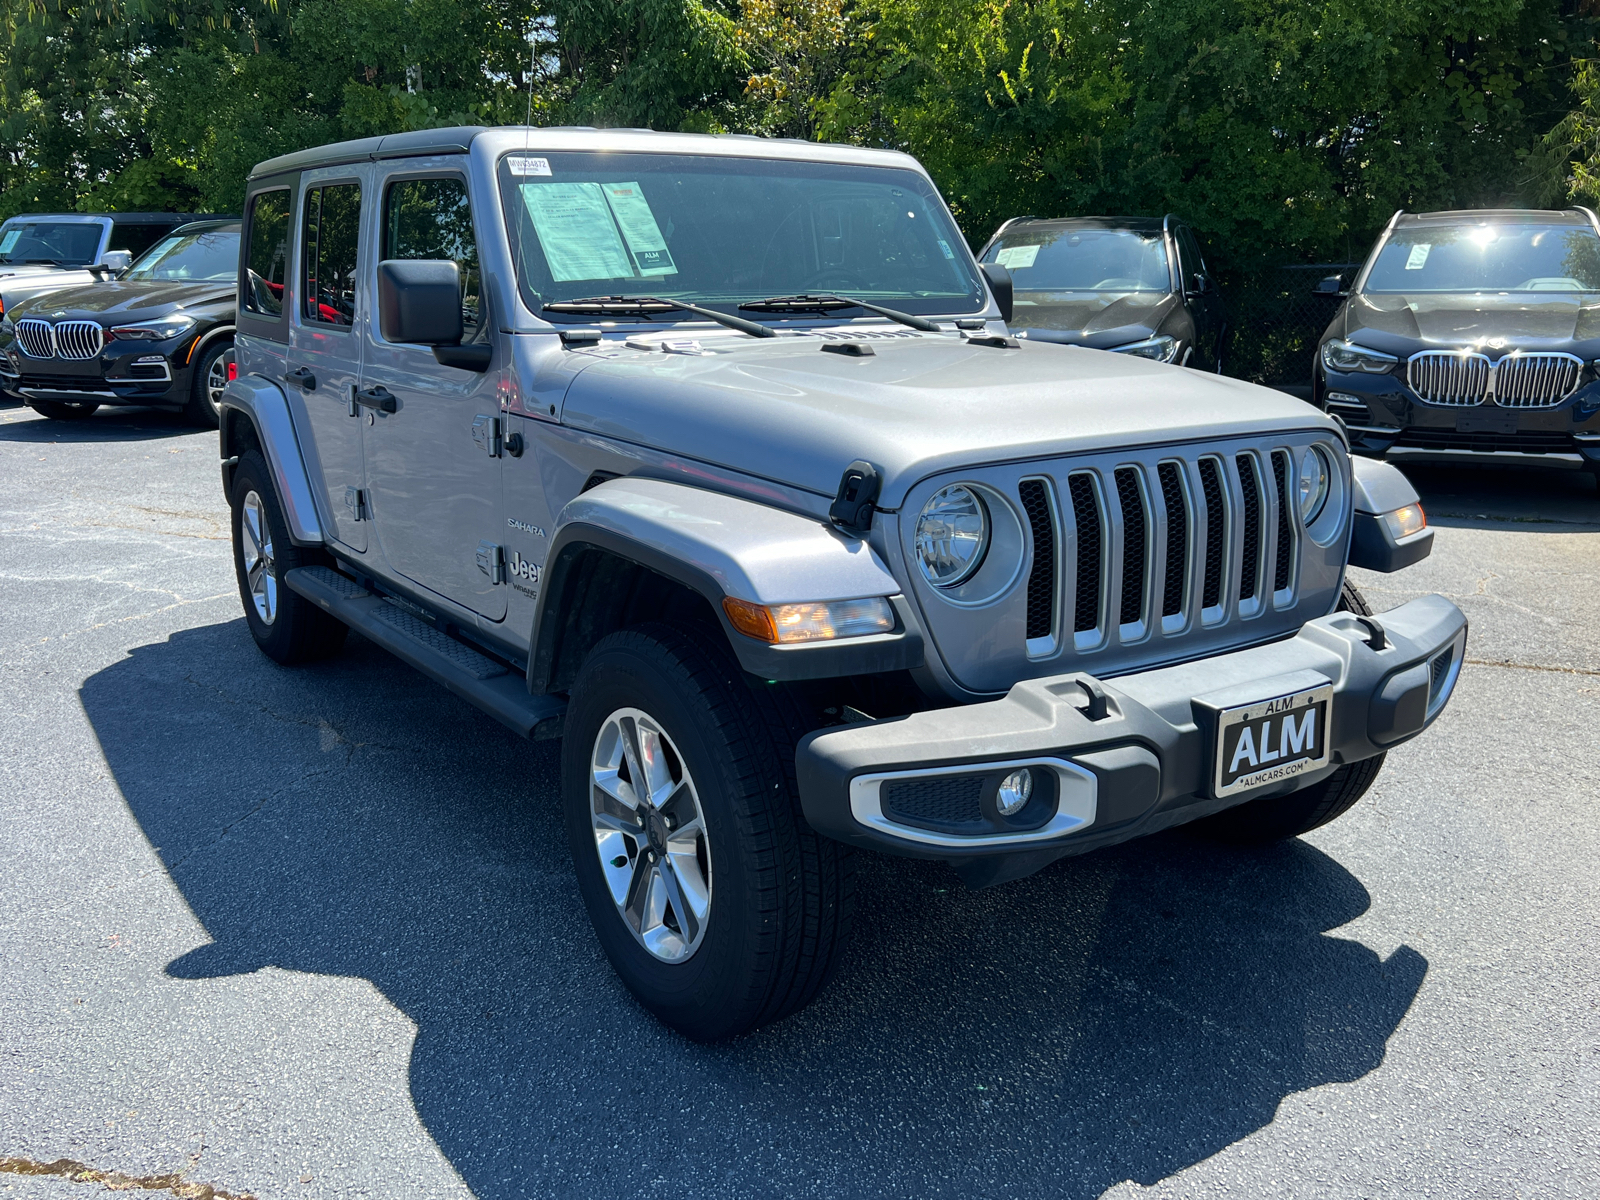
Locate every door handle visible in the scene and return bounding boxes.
[285,366,317,391]
[354,385,398,413]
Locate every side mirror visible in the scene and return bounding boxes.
[1312,274,1347,299]
[1187,272,1214,296]
[377,259,490,371]
[980,261,1013,325]
[98,249,133,273]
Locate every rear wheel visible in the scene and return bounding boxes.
[562,623,855,1041]
[1198,580,1385,842]
[31,399,99,421]
[229,451,348,664]
[184,338,232,428]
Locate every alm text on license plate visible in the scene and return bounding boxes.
[1213,683,1332,799]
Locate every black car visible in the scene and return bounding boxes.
[976,215,1227,369]
[0,219,239,427]
[1314,208,1600,483]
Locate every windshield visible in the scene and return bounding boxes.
[1363,222,1600,293]
[0,220,104,266]
[498,152,984,319]
[981,227,1171,292]
[127,228,239,281]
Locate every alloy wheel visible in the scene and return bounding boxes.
[589,707,712,963]
[206,349,233,415]
[240,490,277,625]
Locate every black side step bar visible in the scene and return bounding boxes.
[284,565,566,740]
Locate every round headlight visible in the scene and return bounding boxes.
[1297,446,1331,523]
[915,485,989,587]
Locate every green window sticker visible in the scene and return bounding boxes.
[602,183,676,277]
[520,183,633,282]
[0,230,19,253]
[996,244,1040,270]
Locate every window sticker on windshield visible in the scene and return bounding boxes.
[602,183,676,276]
[996,244,1040,270]
[1405,243,1431,270]
[508,156,552,177]
[520,183,634,282]
[937,239,955,260]
[0,230,18,253]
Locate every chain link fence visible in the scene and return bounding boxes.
[1221,264,1359,391]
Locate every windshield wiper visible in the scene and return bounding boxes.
[24,258,63,265]
[739,294,941,333]
[542,295,776,339]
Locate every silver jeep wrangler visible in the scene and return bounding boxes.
[220,126,1466,1040]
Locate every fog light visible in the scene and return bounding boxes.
[1383,504,1426,539]
[996,769,1033,816]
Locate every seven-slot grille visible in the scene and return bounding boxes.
[1013,450,1301,649]
[1407,349,1582,409]
[12,318,105,360]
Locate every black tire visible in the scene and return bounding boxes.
[184,338,232,428]
[229,451,348,665]
[1197,579,1385,843]
[562,622,855,1041]
[31,399,99,420]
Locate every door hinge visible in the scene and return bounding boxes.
[472,414,503,458]
[477,540,506,583]
[344,486,369,522]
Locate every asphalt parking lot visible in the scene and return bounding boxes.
[1,399,1597,1200]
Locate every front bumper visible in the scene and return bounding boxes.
[0,340,191,407]
[797,593,1466,884]
[1322,370,1600,470]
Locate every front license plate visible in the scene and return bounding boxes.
[1213,683,1333,798]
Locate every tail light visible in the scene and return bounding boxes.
[226,360,238,382]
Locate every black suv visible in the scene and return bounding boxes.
[1314,208,1600,482]
[0,219,239,426]
[977,215,1227,370]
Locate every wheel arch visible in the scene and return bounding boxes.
[528,478,923,695]
[218,373,325,546]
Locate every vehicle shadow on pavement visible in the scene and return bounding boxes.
[0,405,192,443]
[83,620,1428,1200]
[1399,462,1600,531]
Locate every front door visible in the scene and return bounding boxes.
[286,170,369,552]
[360,164,505,621]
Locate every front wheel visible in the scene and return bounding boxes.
[562,623,855,1040]
[229,451,348,664]
[1197,580,1384,842]
[185,338,232,428]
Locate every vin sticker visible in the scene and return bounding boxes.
[508,156,552,177]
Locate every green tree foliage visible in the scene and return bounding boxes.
[0,0,1589,276]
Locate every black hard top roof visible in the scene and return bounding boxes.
[1400,208,1594,226]
[1002,215,1169,235]
[249,127,488,180]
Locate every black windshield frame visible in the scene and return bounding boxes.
[497,151,985,323]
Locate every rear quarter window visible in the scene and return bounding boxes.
[243,190,292,318]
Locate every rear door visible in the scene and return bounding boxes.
[286,169,370,553]
[360,160,504,620]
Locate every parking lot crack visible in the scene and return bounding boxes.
[0,1155,256,1199]
[1465,657,1600,677]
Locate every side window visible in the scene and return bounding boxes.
[302,182,363,328]
[244,190,291,316]
[383,177,481,339]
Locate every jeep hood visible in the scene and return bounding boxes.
[1006,291,1177,348]
[9,279,234,320]
[1344,291,1600,349]
[557,334,1337,506]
